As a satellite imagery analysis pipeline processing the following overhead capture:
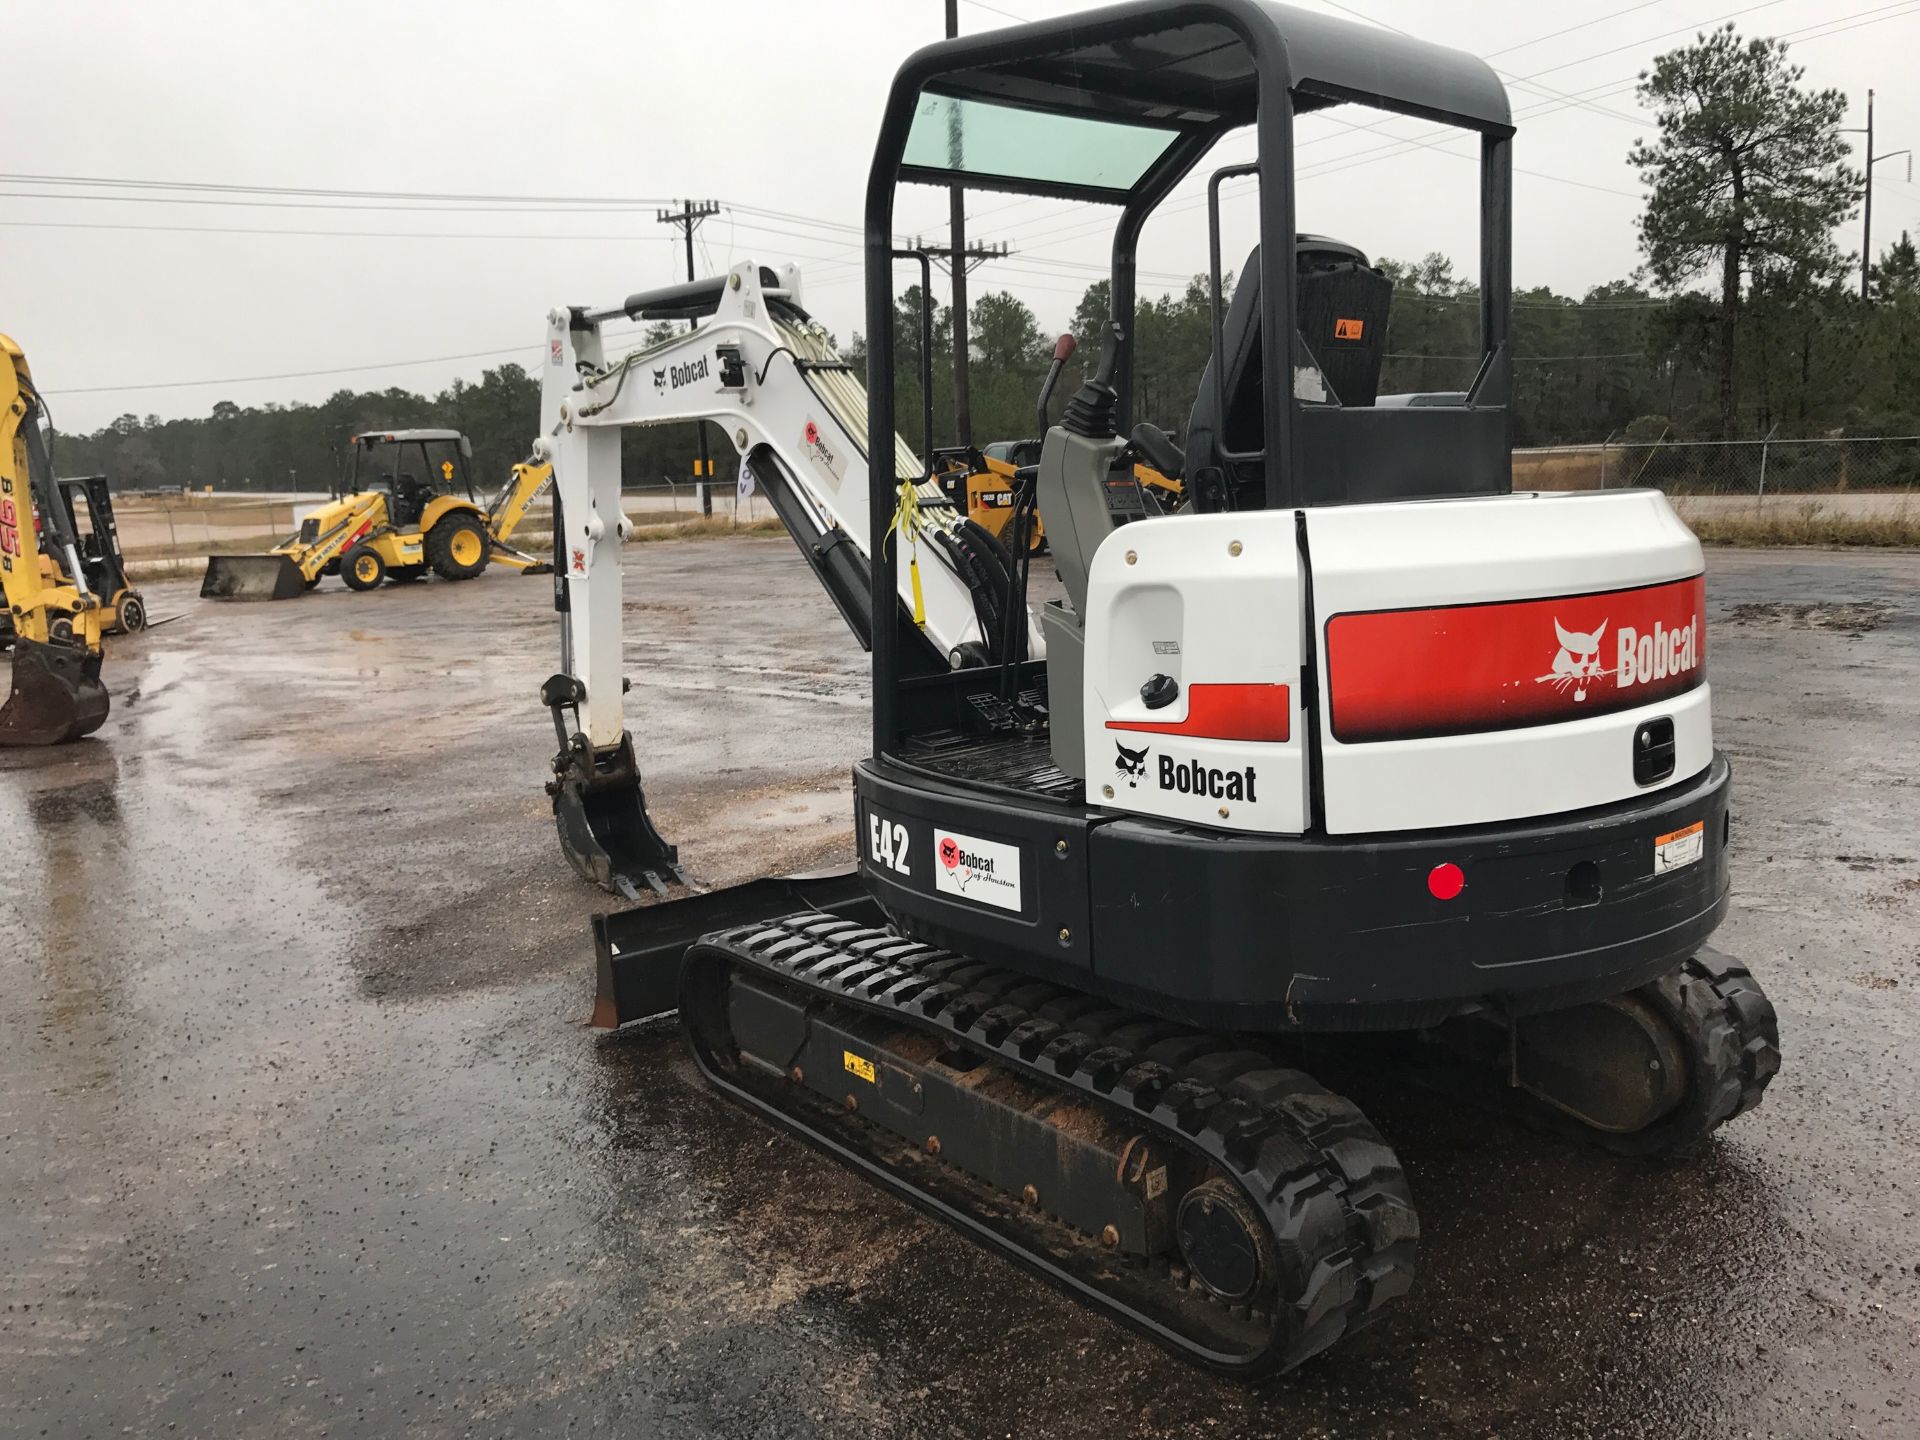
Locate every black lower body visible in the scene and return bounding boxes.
[668,910,1778,1375]
[679,911,1417,1375]
[855,753,1735,1033]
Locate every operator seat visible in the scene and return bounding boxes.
[393,471,430,527]
[1182,246,1266,512]
[1182,238,1394,511]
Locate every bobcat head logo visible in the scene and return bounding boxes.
[652,368,668,391]
[1113,740,1150,787]
[1542,617,1609,702]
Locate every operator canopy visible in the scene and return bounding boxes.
[897,0,1511,203]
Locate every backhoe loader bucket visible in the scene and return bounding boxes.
[201,553,306,601]
[1,637,110,746]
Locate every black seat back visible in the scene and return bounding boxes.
[1183,245,1267,511]
[1183,239,1395,511]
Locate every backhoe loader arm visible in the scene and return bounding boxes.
[1,332,110,744]
[486,459,552,544]
[3,336,96,642]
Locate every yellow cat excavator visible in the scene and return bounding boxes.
[1,332,111,745]
[201,429,553,600]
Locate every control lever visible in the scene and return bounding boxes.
[1129,422,1183,481]
[1034,333,1078,432]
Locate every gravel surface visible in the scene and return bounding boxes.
[2,539,1916,1438]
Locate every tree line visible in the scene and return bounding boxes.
[52,26,1913,492]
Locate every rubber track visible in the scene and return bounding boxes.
[1625,948,1781,1156]
[682,911,1419,1375]
[1415,946,1781,1158]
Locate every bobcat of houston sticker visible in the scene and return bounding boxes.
[933,828,1022,912]
[1653,820,1704,875]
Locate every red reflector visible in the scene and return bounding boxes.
[1427,862,1465,901]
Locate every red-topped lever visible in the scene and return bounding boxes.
[1034,332,1078,432]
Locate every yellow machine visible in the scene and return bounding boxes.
[201,429,553,600]
[937,444,1178,555]
[1,332,112,745]
[933,444,1048,555]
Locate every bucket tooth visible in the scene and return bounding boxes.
[201,554,306,601]
[0,637,110,746]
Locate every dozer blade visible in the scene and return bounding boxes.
[590,868,876,1028]
[201,553,306,601]
[0,637,110,746]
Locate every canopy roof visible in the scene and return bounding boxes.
[896,0,1510,201]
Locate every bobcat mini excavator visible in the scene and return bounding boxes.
[539,2,1781,1376]
[1,333,112,745]
[201,430,553,599]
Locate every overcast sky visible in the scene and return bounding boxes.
[9,0,1919,436]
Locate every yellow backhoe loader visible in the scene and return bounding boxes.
[200,429,553,600]
[1,332,111,745]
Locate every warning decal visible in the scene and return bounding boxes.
[843,1051,876,1084]
[1654,820,1705,875]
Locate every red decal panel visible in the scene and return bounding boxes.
[1107,682,1291,742]
[1326,576,1705,743]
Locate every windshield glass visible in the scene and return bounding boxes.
[354,439,465,493]
[902,93,1181,195]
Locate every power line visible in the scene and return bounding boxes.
[0,172,682,207]
[39,344,540,398]
[0,219,680,244]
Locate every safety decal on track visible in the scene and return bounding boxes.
[1653,820,1705,875]
[933,829,1022,913]
[843,1051,876,1084]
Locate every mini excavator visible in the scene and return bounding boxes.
[2,333,112,746]
[536,1,1781,1376]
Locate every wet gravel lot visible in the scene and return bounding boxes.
[3,538,1917,1438]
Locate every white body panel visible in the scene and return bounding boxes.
[539,261,1036,748]
[1080,511,1309,835]
[1306,490,1711,835]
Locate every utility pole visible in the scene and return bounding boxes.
[944,0,975,446]
[1859,90,1875,303]
[1849,91,1912,303]
[657,198,722,512]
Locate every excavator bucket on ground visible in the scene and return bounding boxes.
[0,637,110,746]
[200,553,307,601]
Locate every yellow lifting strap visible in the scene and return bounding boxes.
[884,477,927,629]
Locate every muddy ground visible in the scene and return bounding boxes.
[3,539,1917,1439]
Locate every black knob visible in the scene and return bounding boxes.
[1141,673,1179,710]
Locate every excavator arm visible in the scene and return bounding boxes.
[1,332,111,744]
[536,260,1041,896]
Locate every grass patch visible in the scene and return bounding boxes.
[1688,511,1920,547]
[624,516,786,542]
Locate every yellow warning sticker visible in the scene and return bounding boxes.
[843,1051,876,1084]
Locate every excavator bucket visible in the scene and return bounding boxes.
[201,553,306,601]
[0,637,110,746]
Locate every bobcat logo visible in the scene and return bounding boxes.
[1113,740,1151,788]
[1540,617,1610,702]
[652,368,668,391]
